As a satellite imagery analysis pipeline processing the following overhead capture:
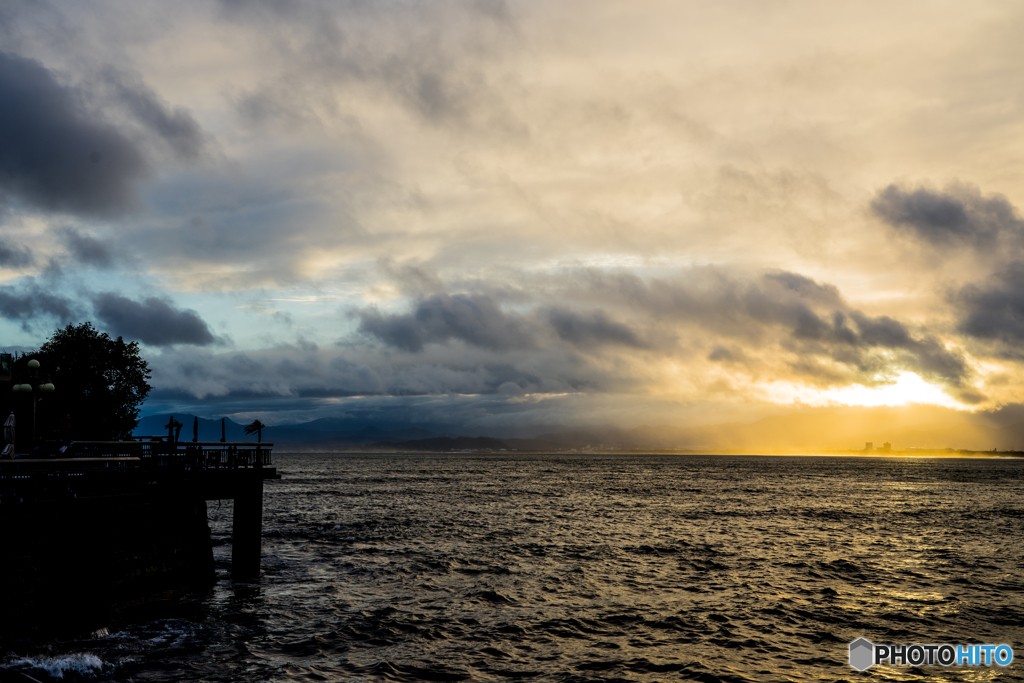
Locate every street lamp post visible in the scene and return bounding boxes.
[12,359,55,444]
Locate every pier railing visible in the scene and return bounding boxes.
[146,442,274,470]
[67,441,273,469]
[0,441,276,505]
[0,441,273,472]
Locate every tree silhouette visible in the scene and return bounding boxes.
[11,323,152,441]
[244,419,265,442]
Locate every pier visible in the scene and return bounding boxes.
[0,440,279,636]
[0,439,278,578]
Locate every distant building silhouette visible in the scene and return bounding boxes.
[864,442,873,453]
[881,442,891,453]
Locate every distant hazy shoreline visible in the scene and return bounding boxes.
[270,449,1024,458]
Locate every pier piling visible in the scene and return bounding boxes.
[232,471,265,579]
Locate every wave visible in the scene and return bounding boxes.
[6,653,112,679]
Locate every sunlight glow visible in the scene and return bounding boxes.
[763,372,967,409]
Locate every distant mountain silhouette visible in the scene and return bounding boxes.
[134,414,444,449]
[135,405,1024,453]
[135,414,249,441]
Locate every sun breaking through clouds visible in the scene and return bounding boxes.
[3,0,1024,434]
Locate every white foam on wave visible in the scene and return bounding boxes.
[10,653,108,679]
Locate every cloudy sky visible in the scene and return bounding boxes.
[3,0,1024,432]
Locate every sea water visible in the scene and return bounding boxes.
[3,453,1023,682]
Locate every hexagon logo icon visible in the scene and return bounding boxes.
[849,637,874,671]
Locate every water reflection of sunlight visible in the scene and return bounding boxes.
[884,590,947,604]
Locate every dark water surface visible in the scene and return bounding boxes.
[4,453,1023,682]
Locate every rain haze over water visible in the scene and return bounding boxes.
[4,453,1023,681]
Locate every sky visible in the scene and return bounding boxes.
[3,0,1024,433]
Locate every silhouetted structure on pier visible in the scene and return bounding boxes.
[0,439,278,635]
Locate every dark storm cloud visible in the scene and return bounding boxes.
[955,263,1024,346]
[93,293,217,346]
[571,267,970,387]
[58,227,116,268]
[101,67,206,162]
[780,309,968,387]
[358,293,536,352]
[762,271,844,307]
[0,279,77,325]
[354,266,972,397]
[786,296,968,387]
[142,383,573,439]
[148,341,594,405]
[847,312,913,348]
[908,337,971,388]
[543,307,646,348]
[765,282,968,386]
[329,356,386,394]
[871,183,1023,248]
[140,263,985,424]
[0,243,33,268]
[357,311,426,352]
[573,267,837,341]
[0,51,147,215]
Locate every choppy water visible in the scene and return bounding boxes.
[4,454,1023,682]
